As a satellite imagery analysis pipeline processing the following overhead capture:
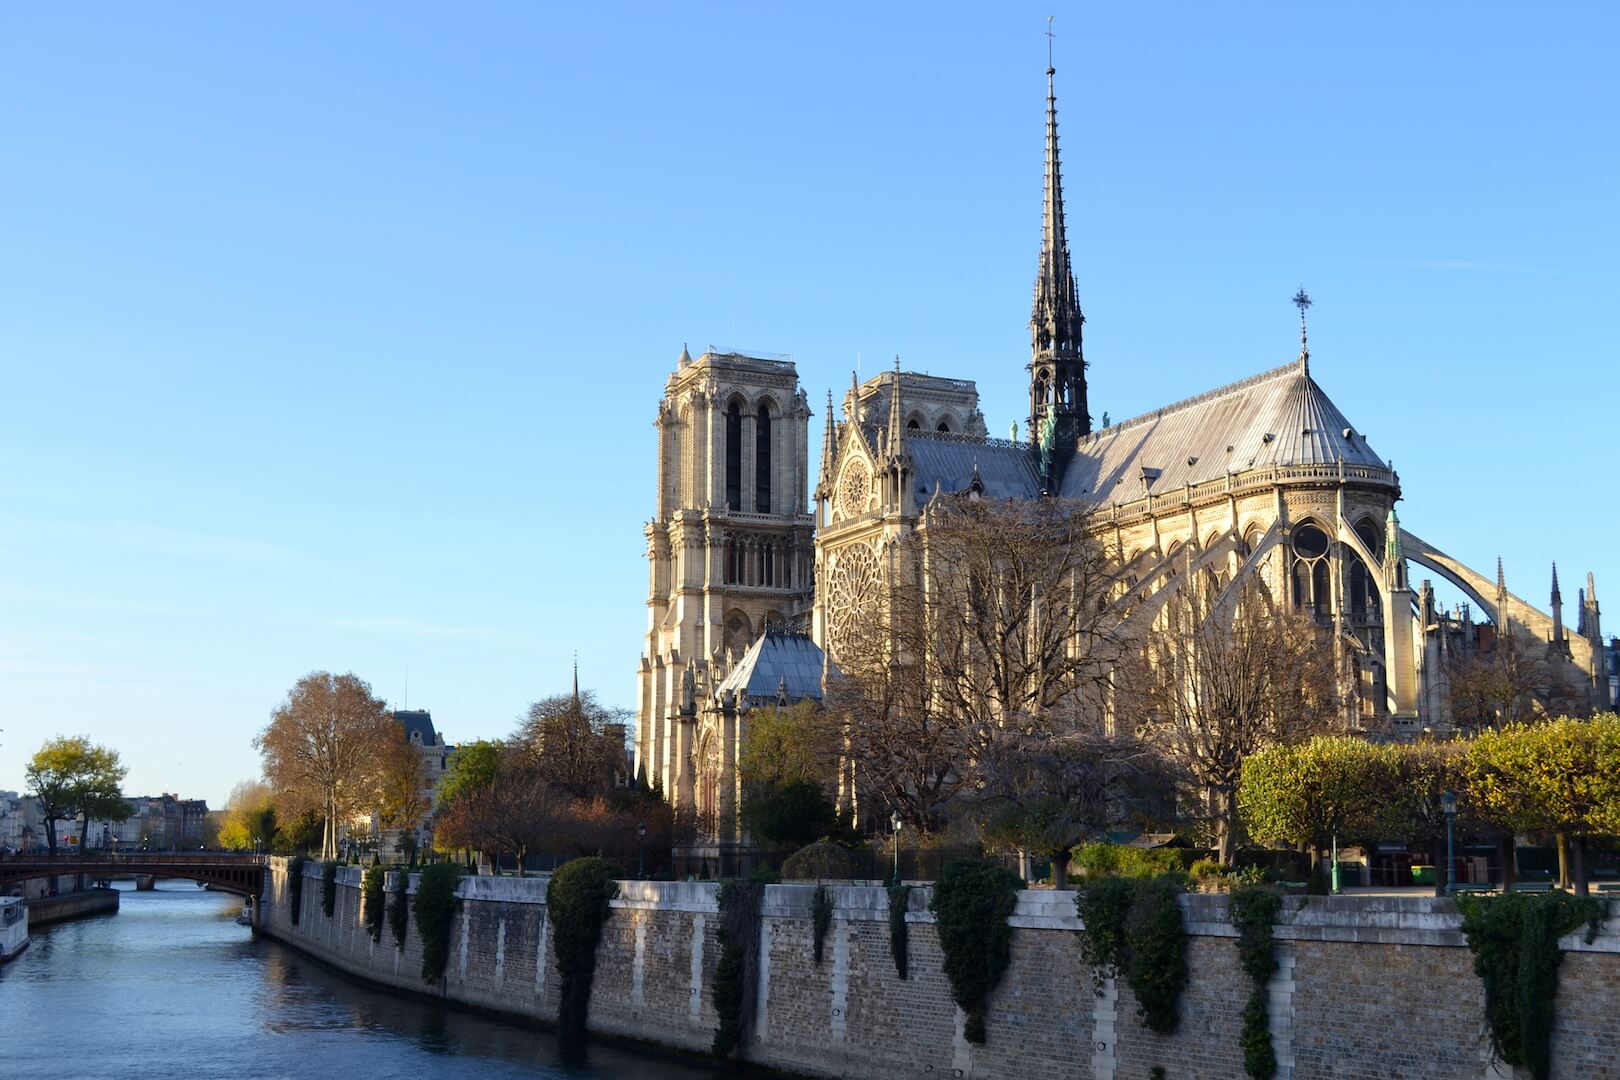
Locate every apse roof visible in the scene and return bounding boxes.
[1057,360,1386,503]
[716,630,825,706]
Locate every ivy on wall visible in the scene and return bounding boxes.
[388,868,409,949]
[549,857,621,1054]
[887,884,912,980]
[288,855,307,926]
[930,858,1021,1044]
[362,865,386,942]
[1076,874,1188,1034]
[320,860,339,918]
[1457,891,1605,1080]
[714,874,769,1057]
[811,885,833,965]
[1229,886,1282,1079]
[413,861,463,985]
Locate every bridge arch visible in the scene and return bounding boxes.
[0,854,265,899]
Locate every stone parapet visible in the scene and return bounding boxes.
[257,859,1620,1080]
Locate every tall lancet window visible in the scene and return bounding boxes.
[725,401,743,510]
[755,402,772,514]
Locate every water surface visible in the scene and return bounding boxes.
[0,881,734,1080]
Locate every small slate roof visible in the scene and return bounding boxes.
[717,631,825,707]
[1058,360,1386,503]
[395,709,438,746]
[905,433,1041,506]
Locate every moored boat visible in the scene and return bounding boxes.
[0,895,28,963]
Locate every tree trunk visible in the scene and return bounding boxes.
[1432,837,1446,897]
[1571,836,1588,897]
[1216,788,1239,866]
[1052,850,1070,891]
[1498,835,1517,889]
[1556,831,1570,889]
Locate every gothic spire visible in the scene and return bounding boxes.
[1030,65,1083,366]
[886,357,905,457]
[818,388,837,492]
[1551,562,1566,644]
[1027,49,1089,475]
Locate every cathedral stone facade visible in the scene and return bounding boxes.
[638,64,1609,839]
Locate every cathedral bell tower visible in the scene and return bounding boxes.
[637,348,815,798]
[1028,63,1090,491]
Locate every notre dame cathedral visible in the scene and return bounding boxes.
[636,64,1610,847]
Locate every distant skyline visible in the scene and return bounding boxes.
[2,4,1616,806]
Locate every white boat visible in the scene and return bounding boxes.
[0,896,28,964]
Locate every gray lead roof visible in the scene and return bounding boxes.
[717,631,825,706]
[1058,360,1385,502]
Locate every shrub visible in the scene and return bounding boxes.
[781,838,856,881]
[388,868,409,948]
[714,877,767,1056]
[811,885,834,965]
[549,856,622,1052]
[1230,886,1282,1079]
[320,860,339,917]
[887,884,912,980]
[930,857,1022,1044]
[1075,843,1200,880]
[1189,858,1225,880]
[413,861,463,984]
[287,855,307,926]
[1457,891,1605,1080]
[362,865,386,941]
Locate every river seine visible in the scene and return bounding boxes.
[0,881,735,1080]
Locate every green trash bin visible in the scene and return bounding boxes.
[1411,865,1436,886]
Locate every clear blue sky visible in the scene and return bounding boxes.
[3,4,1615,807]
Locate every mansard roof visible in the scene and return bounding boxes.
[394,709,439,746]
[716,630,825,708]
[905,432,1042,506]
[1057,360,1387,502]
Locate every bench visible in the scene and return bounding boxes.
[1450,884,1495,894]
[1509,882,1556,893]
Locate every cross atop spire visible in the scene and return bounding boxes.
[1293,286,1312,368]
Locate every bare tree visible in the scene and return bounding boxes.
[510,689,629,797]
[1119,568,1345,864]
[825,494,1121,834]
[256,671,396,859]
[972,724,1169,887]
[437,759,565,875]
[1448,629,1587,733]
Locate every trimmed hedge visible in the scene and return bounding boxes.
[362,865,386,942]
[287,855,308,926]
[1075,843,1201,880]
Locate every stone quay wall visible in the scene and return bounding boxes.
[258,859,1620,1080]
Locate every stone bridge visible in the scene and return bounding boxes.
[0,852,265,897]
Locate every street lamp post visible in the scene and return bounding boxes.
[890,812,903,886]
[637,822,647,880]
[1441,789,1458,896]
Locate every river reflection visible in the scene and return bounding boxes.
[0,881,736,1080]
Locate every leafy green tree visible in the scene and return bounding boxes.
[1464,715,1620,894]
[744,778,837,850]
[434,739,503,812]
[25,735,128,859]
[1239,736,1398,865]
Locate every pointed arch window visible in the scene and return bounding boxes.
[725,401,742,510]
[755,403,772,514]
